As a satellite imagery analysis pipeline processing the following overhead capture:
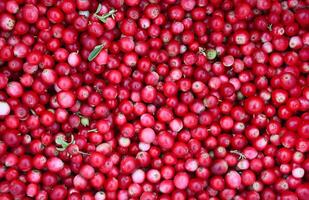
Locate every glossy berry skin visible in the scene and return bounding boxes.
[244,96,265,115]
[0,1,308,200]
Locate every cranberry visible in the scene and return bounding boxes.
[0,13,15,31]
[22,4,39,24]
[0,1,307,199]
[244,96,265,114]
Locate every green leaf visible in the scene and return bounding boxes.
[55,136,67,146]
[88,44,104,62]
[81,117,90,127]
[95,9,117,23]
[206,49,217,60]
[55,135,74,150]
[55,135,79,153]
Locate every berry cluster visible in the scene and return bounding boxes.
[0,0,308,200]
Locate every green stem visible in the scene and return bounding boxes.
[79,151,90,155]
[230,150,246,160]
[88,129,98,133]
[95,9,117,23]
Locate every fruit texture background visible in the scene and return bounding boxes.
[0,0,308,200]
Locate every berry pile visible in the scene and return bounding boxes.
[0,0,308,200]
